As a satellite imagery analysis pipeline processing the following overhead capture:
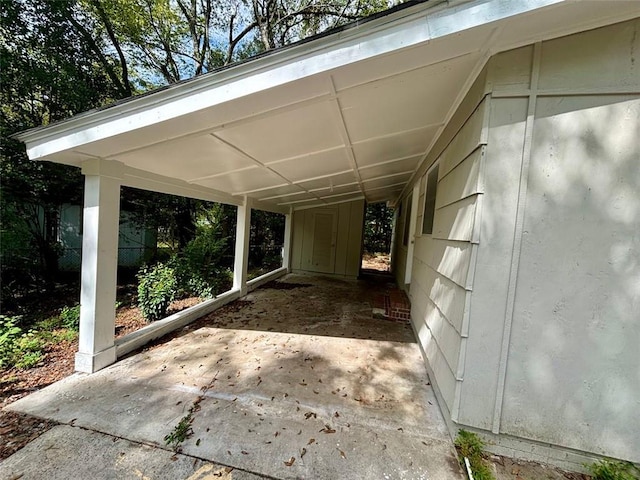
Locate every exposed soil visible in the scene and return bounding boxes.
[491,455,591,480]
[361,252,390,272]
[0,295,200,461]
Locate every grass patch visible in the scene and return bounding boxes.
[589,460,640,480]
[455,430,495,480]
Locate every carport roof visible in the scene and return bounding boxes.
[15,0,640,211]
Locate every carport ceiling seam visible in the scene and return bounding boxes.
[204,133,329,205]
[327,75,367,200]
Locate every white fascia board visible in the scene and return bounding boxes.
[16,0,563,161]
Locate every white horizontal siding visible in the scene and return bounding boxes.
[439,98,487,179]
[433,196,478,242]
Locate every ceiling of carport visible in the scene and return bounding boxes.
[94,50,481,208]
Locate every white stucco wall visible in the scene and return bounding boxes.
[399,17,640,466]
[466,19,640,464]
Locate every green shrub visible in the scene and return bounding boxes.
[59,304,81,330]
[590,460,640,480]
[0,316,23,368]
[0,316,45,370]
[455,430,495,480]
[15,350,43,369]
[172,233,229,299]
[137,263,178,321]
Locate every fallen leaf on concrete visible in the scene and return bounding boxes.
[300,447,307,458]
[308,438,316,445]
[334,412,340,418]
[338,449,346,459]
[284,457,295,466]
[196,438,201,446]
[304,412,317,420]
[241,450,249,455]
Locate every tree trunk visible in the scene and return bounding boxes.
[175,199,196,249]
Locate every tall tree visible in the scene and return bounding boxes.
[0,0,121,292]
[83,0,393,86]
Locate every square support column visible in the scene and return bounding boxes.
[75,159,123,373]
[233,197,251,296]
[282,207,293,272]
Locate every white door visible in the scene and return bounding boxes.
[309,210,337,273]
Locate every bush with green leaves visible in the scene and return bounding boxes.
[174,232,230,298]
[455,430,495,480]
[137,263,178,321]
[0,315,44,369]
[589,460,640,480]
[59,304,81,330]
[0,316,23,368]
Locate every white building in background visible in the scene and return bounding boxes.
[58,204,157,270]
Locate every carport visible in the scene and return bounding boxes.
[13,0,640,472]
[14,0,628,374]
[5,274,463,479]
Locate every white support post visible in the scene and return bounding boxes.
[233,197,251,296]
[282,207,293,272]
[75,159,123,373]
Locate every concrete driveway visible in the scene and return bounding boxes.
[3,274,463,479]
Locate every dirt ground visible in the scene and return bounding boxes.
[491,455,590,480]
[361,253,390,272]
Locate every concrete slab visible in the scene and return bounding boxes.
[5,275,464,479]
[0,424,265,480]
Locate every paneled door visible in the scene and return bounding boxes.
[309,209,338,273]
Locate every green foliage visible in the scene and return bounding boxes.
[1,0,119,305]
[174,229,231,298]
[363,203,394,254]
[0,316,23,368]
[59,304,81,331]
[455,430,496,480]
[589,460,640,480]
[14,350,43,369]
[137,263,178,321]
[164,411,194,450]
[0,315,45,370]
